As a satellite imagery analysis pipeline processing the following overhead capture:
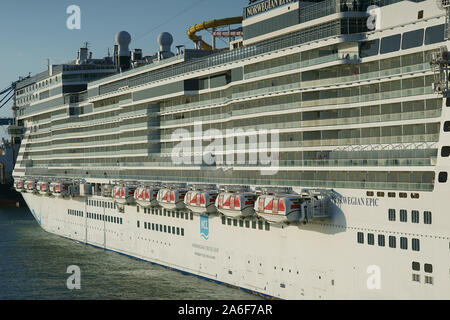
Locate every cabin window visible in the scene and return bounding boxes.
[367,233,375,245]
[424,264,433,273]
[378,234,385,247]
[401,29,424,50]
[424,211,432,224]
[425,24,445,45]
[412,262,420,271]
[400,237,408,250]
[389,236,396,248]
[411,210,419,223]
[412,238,420,251]
[388,209,396,221]
[357,232,364,244]
[360,39,379,58]
[380,34,401,54]
[400,209,407,222]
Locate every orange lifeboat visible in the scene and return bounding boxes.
[254,195,304,223]
[112,185,136,205]
[14,179,25,192]
[184,190,218,214]
[37,181,50,196]
[215,192,256,218]
[50,182,71,197]
[24,180,37,193]
[134,186,159,208]
[157,189,187,210]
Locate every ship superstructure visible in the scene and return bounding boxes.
[9,0,450,299]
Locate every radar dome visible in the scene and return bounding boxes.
[115,31,132,46]
[158,32,173,48]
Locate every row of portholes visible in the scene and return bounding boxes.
[366,191,419,199]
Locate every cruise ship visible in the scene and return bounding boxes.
[9,0,450,299]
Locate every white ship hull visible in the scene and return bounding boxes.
[21,185,450,300]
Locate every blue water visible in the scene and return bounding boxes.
[0,205,261,300]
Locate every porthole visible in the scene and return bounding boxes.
[442,146,450,157]
[438,172,448,183]
[444,121,450,132]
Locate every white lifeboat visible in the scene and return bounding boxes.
[112,185,136,205]
[184,190,218,215]
[157,189,187,210]
[215,192,256,218]
[24,180,37,193]
[134,186,159,208]
[50,182,70,197]
[254,195,304,223]
[14,179,25,192]
[37,181,50,196]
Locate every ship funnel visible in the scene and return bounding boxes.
[115,31,132,71]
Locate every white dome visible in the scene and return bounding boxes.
[115,31,131,46]
[158,32,173,47]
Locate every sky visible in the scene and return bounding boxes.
[0,0,245,138]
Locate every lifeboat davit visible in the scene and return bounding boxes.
[157,189,187,210]
[184,190,218,215]
[37,181,50,196]
[24,180,37,193]
[14,179,25,192]
[216,192,256,218]
[254,195,304,223]
[112,185,136,205]
[50,182,70,197]
[134,186,159,208]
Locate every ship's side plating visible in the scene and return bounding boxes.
[11,0,450,299]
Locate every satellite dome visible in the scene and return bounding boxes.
[158,32,173,47]
[115,31,132,46]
